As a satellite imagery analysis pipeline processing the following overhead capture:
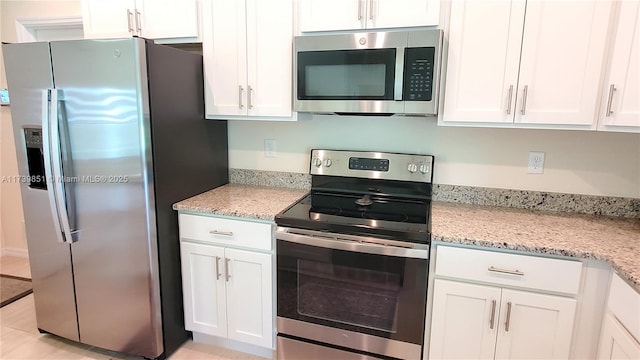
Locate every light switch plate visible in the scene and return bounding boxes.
[0,89,9,106]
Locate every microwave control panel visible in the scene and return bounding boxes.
[403,47,435,101]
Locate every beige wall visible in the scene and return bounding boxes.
[0,0,82,254]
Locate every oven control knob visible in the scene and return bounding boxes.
[312,157,322,168]
[419,163,430,174]
[408,163,418,173]
[324,158,332,167]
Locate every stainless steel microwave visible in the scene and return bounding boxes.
[294,29,443,116]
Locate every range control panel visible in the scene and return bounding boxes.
[310,149,434,183]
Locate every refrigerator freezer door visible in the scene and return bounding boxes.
[49,39,163,358]
[2,42,80,341]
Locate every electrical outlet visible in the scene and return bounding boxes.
[264,139,277,158]
[528,151,545,174]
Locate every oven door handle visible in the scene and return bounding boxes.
[276,230,429,259]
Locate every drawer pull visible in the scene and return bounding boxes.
[488,266,524,276]
[505,301,512,332]
[489,299,497,329]
[215,256,221,280]
[209,230,234,237]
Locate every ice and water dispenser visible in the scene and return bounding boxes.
[23,128,47,190]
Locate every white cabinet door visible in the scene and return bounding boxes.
[429,279,501,359]
[246,0,293,117]
[81,0,135,39]
[298,0,363,32]
[597,314,640,360]
[137,0,199,40]
[495,289,577,360]
[180,241,227,338]
[441,0,525,124]
[372,0,439,29]
[225,248,273,349]
[599,1,640,132]
[203,0,248,118]
[515,0,612,126]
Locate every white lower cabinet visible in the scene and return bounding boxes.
[598,314,640,360]
[597,273,640,359]
[179,214,273,350]
[430,279,576,359]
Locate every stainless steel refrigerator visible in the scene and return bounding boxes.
[2,38,228,359]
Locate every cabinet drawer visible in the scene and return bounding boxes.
[435,246,583,294]
[608,273,640,342]
[179,214,272,251]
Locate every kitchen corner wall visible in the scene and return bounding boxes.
[228,115,640,199]
[0,0,82,255]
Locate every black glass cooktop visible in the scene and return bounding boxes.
[275,191,431,244]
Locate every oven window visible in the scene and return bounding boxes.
[297,48,396,100]
[277,239,428,345]
[297,259,401,332]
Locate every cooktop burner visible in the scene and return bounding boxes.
[275,150,434,244]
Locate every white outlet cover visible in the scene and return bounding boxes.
[528,151,545,174]
[264,139,277,158]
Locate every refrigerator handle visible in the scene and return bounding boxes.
[42,89,76,244]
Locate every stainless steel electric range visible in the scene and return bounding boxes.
[275,149,434,360]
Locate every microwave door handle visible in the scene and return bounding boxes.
[394,48,404,101]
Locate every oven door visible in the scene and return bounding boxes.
[276,228,429,359]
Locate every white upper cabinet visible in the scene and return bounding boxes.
[298,0,439,32]
[82,0,200,43]
[203,0,295,120]
[440,0,613,129]
[598,1,640,132]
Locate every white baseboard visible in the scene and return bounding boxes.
[1,247,29,258]
[192,332,274,359]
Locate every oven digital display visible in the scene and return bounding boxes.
[349,157,389,171]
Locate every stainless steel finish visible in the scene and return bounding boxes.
[215,256,221,280]
[3,41,80,342]
[248,85,253,109]
[276,227,429,259]
[294,30,443,115]
[489,299,497,329]
[209,230,234,237]
[278,317,422,360]
[42,90,65,244]
[225,257,231,281]
[357,0,363,20]
[369,0,374,19]
[48,38,163,357]
[488,266,525,276]
[506,85,514,115]
[309,149,434,183]
[238,85,244,109]
[135,10,142,33]
[127,9,134,33]
[505,301,512,332]
[606,84,616,117]
[521,85,528,115]
[278,335,381,360]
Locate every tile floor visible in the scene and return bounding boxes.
[0,256,266,360]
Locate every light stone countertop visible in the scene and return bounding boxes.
[174,184,640,291]
[173,183,307,221]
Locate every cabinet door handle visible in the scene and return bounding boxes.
[358,0,363,20]
[248,85,254,109]
[488,266,524,276]
[606,84,616,117]
[505,301,512,332]
[238,85,244,109]
[126,9,134,33]
[489,299,497,329]
[135,10,142,34]
[215,256,221,280]
[506,85,514,115]
[369,0,375,20]
[225,258,231,282]
[209,230,233,237]
[520,85,528,115]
